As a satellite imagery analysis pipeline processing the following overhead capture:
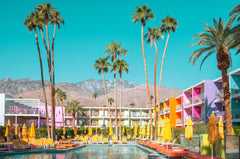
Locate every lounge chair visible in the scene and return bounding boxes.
[82,137,88,144]
[61,136,66,140]
[13,139,31,149]
[151,138,164,144]
[127,135,131,140]
[35,139,43,148]
[103,138,108,144]
[113,136,118,144]
[98,136,103,144]
[44,138,56,148]
[21,139,29,147]
[122,137,127,144]
[92,136,97,144]
[29,138,36,145]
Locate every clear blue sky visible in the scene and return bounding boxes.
[0,0,240,90]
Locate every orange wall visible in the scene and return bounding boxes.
[170,97,178,127]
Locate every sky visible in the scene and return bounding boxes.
[0,0,240,90]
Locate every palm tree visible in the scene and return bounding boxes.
[105,41,127,136]
[55,88,67,128]
[24,12,50,138]
[94,57,112,126]
[65,100,83,130]
[130,103,135,108]
[145,27,163,139]
[108,98,114,106]
[189,18,239,135]
[111,59,129,140]
[35,3,57,140]
[158,16,178,123]
[49,10,64,115]
[92,93,98,99]
[131,4,155,140]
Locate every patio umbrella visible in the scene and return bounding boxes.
[208,113,219,159]
[157,122,161,137]
[15,125,18,136]
[96,126,98,134]
[63,126,66,135]
[146,123,150,137]
[185,117,193,154]
[142,124,145,136]
[109,125,112,136]
[5,120,11,138]
[84,127,86,134]
[134,124,137,137]
[88,125,92,136]
[163,118,172,150]
[122,126,125,134]
[139,126,142,137]
[160,120,165,137]
[219,117,224,158]
[74,127,78,136]
[30,123,36,138]
[22,124,27,139]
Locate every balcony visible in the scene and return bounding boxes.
[5,108,40,115]
[231,86,240,98]
[214,89,224,103]
[176,119,182,125]
[183,97,192,107]
[176,104,182,111]
[193,93,204,104]
[232,109,240,122]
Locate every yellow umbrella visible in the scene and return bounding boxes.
[160,120,165,137]
[185,117,193,140]
[122,126,125,135]
[84,127,86,134]
[139,127,142,137]
[208,113,219,144]
[15,125,18,136]
[74,127,78,136]
[96,126,98,134]
[142,124,145,136]
[22,124,27,138]
[134,124,137,137]
[109,125,112,136]
[88,125,92,136]
[30,123,36,138]
[157,122,161,137]
[5,120,11,138]
[163,118,172,141]
[219,117,224,140]
[147,123,150,136]
[208,113,219,159]
[63,126,66,135]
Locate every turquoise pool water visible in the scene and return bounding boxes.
[2,145,150,159]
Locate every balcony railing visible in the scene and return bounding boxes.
[183,97,192,106]
[176,119,182,124]
[232,109,240,120]
[176,104,182,110]
[231,86,240,95]
[193,93,204,103]
[5,108,39,115]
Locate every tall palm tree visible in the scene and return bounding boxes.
[230,5,240,54]
[111,59,129,140]
[108,98,114,106]
[92,93,98,99]
[24,12,50,138]
[94,57,112,126]
[35,3,57,140]
[130,103,135,108]
[65,100,83,130]
[49,10,64,115]
[105,41,127,136]
[131,4,155,140]
[145,27,163,139]
[158,16,178,123]
[189,18,239,135]
[55,88,67,128]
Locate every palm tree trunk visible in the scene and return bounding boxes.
[158,31,170,122]
[46,23,55,141]
[114,52,118,137]
[119,73,122,140]
[34,28,49,134]
[221,69,232,135]
[153,39,158,140]
[39,29,50,138]
[61,100,65,128]
[72,113,75,130]
[51,23,57,117]
[141,24,153,140]
[101,68,111,126]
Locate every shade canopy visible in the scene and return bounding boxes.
[30,123,36,138]
[88,125,92,136]
[208,113,219,144]
[134,124,137,137]
[5,120,11,138]
[185,117,193,141]
[219,117,224,140]
[163,118,172,141]
[22,124,27,138]
[160,120,165,137]
[147,123,150,136]
[109,125,112,136]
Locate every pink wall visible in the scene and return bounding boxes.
[183,91,192,106]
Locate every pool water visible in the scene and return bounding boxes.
[2,145,150,159]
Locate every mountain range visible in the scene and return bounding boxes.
[0,78,183,108]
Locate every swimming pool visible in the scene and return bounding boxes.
[1,145,150,159]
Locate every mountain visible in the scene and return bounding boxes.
[74,79,138,95]
[0,78,183,108]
